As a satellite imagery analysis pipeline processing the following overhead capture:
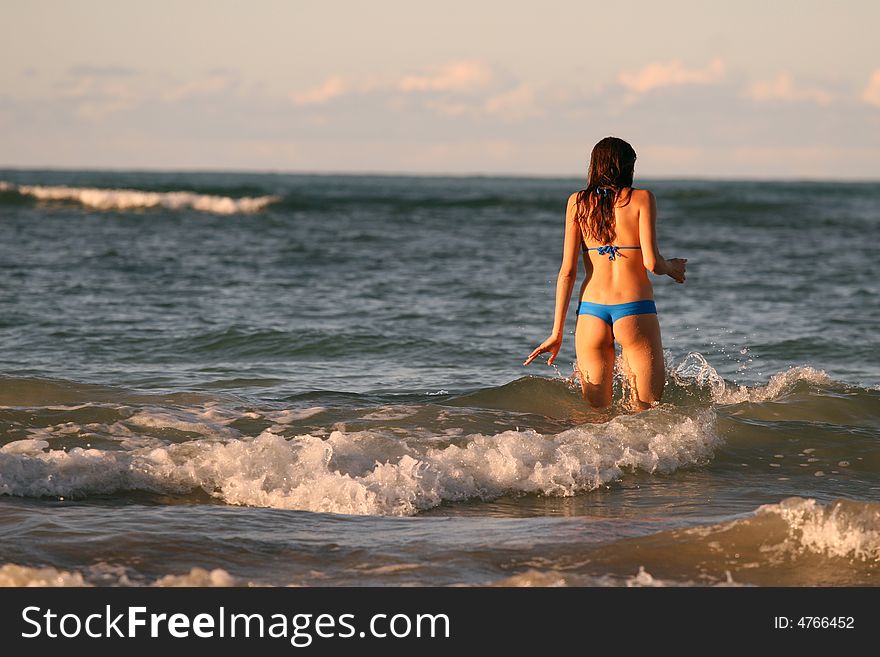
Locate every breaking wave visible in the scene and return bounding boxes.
[0,406,719,516]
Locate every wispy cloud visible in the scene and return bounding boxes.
[58,74,138,119]
[862,69,880,107]
[748,72,833,105]
[67,65,139,77]
[75,97,137,120]
[483,83,539,120]
[288,60,528,120]
[397,60,492,93]
[289,75,350,106]
[56,68,240,118]
[288,60,493,112]
[421,98,472,117]
[618,57,725,94]
[163,72,236,102]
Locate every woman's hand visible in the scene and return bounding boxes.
[666,258,687,283]
[523,334,563,366]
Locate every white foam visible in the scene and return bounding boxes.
[10,403,322,449]
[153,568,239,587]
[756,497,880,561]
[126,408,240,438]
[360,406,418,421]
[0,407,720,516]
[491,569,574,587]
[1,439,50,454]
[22,419,151,449]
[2,181,277,215]
[491,566,744,587]
[0,564,88,587]
[263,407,326,423]
[0,564,242,587]
[624,566,742,587]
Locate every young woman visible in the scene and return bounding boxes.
[523,137,687,410]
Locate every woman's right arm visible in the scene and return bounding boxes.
[638,189,687,283]
[523,192,583,367]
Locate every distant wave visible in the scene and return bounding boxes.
[0,181,278,214]
[0,181,560,213]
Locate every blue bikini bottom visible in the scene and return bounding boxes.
[575,299,657,326]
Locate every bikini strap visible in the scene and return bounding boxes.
[584,245,641,261]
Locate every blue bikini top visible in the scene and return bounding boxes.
[582,244,641,260]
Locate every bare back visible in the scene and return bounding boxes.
[573,187,664,410]
[524,178,685,411]
[577,187,654,304]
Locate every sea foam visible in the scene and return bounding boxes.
[0,564,88,587]
[755,497,880,561]
[0,407,719,516]
[491,566,744,587]
[0,564,241,587]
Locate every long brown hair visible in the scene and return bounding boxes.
[575,136,637,245]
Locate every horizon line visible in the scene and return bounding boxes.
[1,164,878,184]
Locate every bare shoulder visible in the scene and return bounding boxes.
[565,190,581,216]
[629,188,655,205]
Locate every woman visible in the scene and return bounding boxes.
[523,137,687,410]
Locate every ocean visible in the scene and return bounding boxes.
[0,170,877,587]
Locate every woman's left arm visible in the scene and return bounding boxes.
[524,193,583,366]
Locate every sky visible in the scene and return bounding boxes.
[2,0,880,179]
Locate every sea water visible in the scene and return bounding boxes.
[0,171,877,586]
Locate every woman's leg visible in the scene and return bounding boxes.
[612,314,664,410]
[575,315,615,408]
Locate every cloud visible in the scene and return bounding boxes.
[75,96,137,120]
[397,60,492,93]
[288,60,510,118]
[483,83,540,120]
[748,72,833,105]
[57,75,138,119]
[417,81,541,120]
[421,99,472,117]
[68,65,139,77]
[618,57,725,94]
[289,75,349,106]
[163,73,235,102]
[862,69,880,107]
